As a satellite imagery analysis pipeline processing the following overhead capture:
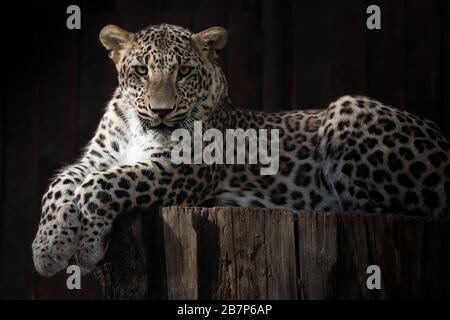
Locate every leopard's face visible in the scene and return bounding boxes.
[101,24,228,131]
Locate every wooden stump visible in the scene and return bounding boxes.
[94,208,167,299]
[95,207,450,299]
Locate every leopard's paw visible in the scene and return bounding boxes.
[32,203,81,277]
[32,227,78,277]
[75,218,110,275]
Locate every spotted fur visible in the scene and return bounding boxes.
[32,24,450,277]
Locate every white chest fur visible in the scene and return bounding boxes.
[118,109,168,165]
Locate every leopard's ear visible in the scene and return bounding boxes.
[192,27,228,62]
[99,25,134,65]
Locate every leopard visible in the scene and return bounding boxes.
[32,23,450,277]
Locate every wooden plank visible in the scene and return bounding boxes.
[335,214,374,299]
[297,212,450,299]
[232,208,267,298]
[298,213,375,299]
[422,219,450,298]
[393,217,425,298]
[154,0,193,28]
[114,0,158,31]
[365,215,424,299]
[441,0,450,139]
[261,0,290,112]
[367,0,406,108]
[162,207,297,299]
[332,0,368,97]
[404,0,441,121]
[334,214,425,299]
[297,212,338,299]
[77,0,117,150]
[163,207,198,299]
[0,4,40,299]
[227,208,297,299]
[226,0,263,110]
[96,207,450,299]
[95,208,167,299]
[191,0,227,31]
[214,208,238,299]
[291,0,333,109]
[264,209,297,299]
[0,7,5,300]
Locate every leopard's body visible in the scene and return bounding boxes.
[32,24,450,277]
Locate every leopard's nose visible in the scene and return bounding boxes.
[152,108,172,119]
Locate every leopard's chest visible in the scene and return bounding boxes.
[118,113,170,165]
[118,135,156,165]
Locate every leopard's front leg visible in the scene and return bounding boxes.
[32,108,128,276]
[32,171,84,276]
[73,161,216,273]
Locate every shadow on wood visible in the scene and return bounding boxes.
[95,207,450,299]
[94,208,167,299]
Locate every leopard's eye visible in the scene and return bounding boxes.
[134,65,148,76]
[178,65,193,78]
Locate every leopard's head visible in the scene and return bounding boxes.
[100,23,228,131]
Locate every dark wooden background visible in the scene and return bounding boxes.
[1,0,449,299]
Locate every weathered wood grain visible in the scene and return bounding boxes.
[96,208,450,300]
[297,213,450,299]
[297,212,338,299]
[161,207,297,299]
[95,208,167,299]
